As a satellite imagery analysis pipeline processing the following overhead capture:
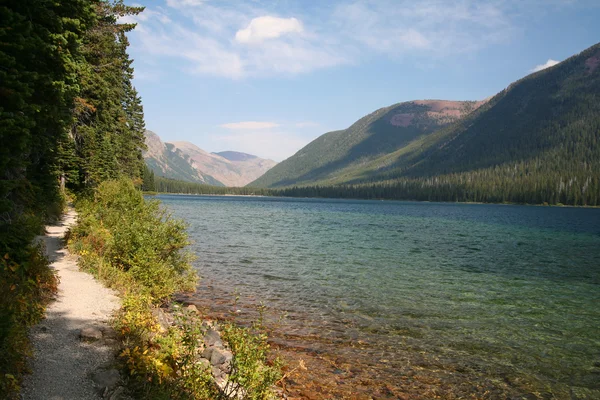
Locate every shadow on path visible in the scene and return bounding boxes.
[22,210,123,400]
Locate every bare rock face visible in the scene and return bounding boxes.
[143,130,277,187]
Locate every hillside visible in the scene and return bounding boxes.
[250,100,486,188]
[251,42,600,205]
[144,131,276,187]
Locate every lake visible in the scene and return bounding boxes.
[158,195,600,399]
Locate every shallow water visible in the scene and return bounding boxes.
[159,195,600,398]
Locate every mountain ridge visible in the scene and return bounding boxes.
[250,99,486,188]
[143,131,277,187]
[251,41,600,206]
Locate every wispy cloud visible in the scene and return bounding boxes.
[332,0,514,56]
[126,0,537,79]
[127,3,346,78]
[530,59,560,72]
[220,121,280,130]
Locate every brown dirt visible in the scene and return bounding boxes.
[389,100,489,127]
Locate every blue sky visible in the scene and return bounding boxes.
[124,0,600,161]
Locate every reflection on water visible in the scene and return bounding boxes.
[161,195,600,399]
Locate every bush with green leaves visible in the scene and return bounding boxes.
[69,178,196,299]
[69,178,282,399]
[0,244,57,398]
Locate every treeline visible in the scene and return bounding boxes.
[1,0,145,396]
[151,163,599,206]
[152,175,276,196]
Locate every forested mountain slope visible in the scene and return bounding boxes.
[250,100,485,187]
[253,42,600,206]
[144,131,276,186]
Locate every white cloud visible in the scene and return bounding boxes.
[220,121,280,130]
[127,4,347,78]
[235,16,303,44]
[531,59,560,72]
[126,0,527,78]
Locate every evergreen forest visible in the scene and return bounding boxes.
[1,0,147,394]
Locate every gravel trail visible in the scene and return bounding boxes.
[21,209,123,400]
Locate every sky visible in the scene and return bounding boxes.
[123,0,600,161]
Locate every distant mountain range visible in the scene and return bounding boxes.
[144,131,276,187]
[250,42,600,206]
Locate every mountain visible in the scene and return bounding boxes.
[143,131,277,187]
[250,42,600,205]
[214,151,257,162]
[250,99,487,188]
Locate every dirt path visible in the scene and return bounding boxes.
[21,209,124,400]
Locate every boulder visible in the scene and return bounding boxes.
[204,328,222,347]
[210,348,233,366]
[201,347,214,360]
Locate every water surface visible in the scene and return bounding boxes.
[159,195,600,399]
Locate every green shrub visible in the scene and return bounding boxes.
[0,244,58,398]
[221,323,283,400]
[69,178,196,299]
[69,178,281,399]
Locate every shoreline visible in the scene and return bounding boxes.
[151,191,600,209]
[176,281,528,400]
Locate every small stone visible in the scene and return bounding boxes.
[103,339,119,347]
[101,327,118,340]
[92,368,121,391]
[197,358,210,369]
[80,327,103,341]
[201,347,214,360]
[211,366,224,378]
[210,348,233,366]
[204,328,222,347]
[186,304,198,313]
[218,361,231,373]
[152,308,173,332]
